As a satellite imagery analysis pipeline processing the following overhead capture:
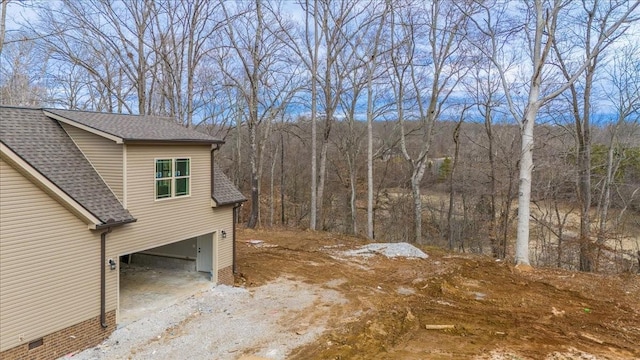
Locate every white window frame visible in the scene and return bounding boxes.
[154,157,191,200]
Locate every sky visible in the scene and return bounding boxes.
[3,0,638,124]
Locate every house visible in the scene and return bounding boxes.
[0,106,245,359]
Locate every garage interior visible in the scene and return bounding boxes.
[118,233,217,325]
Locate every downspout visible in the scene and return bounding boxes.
[211,144,220,197]
[100,227,112,328]
[233,203,241,274]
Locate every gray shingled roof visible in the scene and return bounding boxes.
[213,164,247,205]
[0,107,135,225]
[45,108,223,144]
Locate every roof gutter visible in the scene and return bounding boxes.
[124,139,225,145]
[94,218,137,230]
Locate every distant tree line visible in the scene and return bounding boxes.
[1,0,639,272]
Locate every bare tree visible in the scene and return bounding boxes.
[32,0,158,114]
[150,0,225,127]
[551,1,640,271]
[308,0,320,231]
[220,0,300,228]
[462,51,514,257]
[388,0,474,244]
[335,43,367,235]
[0,0,8,56]
[364,2,390,239]
[0,33,48,106]
[330,1,390,236]
[595,41,640,252]
[279,0,371,231]
[447,107,469,250]
[465,0,639,267]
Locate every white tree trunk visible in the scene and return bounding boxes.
[365,1,389,240]
[411,160,428,244]
[411,176,422,244]
[515,100,540,266]
[317,141,328,229]
[350,166,357,235]
[367,99,374,239]
[309,0,318,230]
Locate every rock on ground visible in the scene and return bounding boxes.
[341,242,428,259]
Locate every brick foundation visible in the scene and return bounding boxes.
[217,265,234,285]
[0,311,116,360]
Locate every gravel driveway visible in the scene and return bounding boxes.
[64,277,345,360]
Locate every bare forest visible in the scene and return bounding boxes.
[1,0,639,273]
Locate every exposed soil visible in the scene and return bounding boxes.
[236,228,640,359]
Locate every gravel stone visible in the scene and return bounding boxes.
[341,243,428,259]
[65,278,345,360]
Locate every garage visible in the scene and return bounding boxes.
[117,233,218,325]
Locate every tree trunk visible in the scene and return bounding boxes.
[246,0,264,229]
[578,141,592,271]
[515,99,540,266]
[365,0,388,240]
[0,0,8,57]
[269,142,278,227]
[136,3,148,115]
[448,120,462,250]
[502,159,516,259]
[350,166,357,235]
[410,160,428,244]
[280,132,286,225]
[247,121,259,228]
[366,71,374,240]
[234,100,242,187]
[484,107,499,258]
[411,177,422,244]
[309,0,319,230]
[317,140,328,230]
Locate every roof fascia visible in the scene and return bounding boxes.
[43,110,124,144]
[124,139,224,145]
[0,142,103,229]
[211,195,247,207]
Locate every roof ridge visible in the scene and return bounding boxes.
[45,107,176,120]
[0,105,44,110]
[42,108,223,144]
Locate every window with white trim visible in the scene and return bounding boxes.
[155,158,190,199]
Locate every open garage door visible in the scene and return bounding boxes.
[124,232,217,276]
[118,232,217,325]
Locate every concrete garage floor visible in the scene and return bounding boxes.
[118,264,213,326]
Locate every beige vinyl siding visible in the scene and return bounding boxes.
[0,159,102,352]
[109,145,233,272]
[216,209,233,269]
[61,123,124,201]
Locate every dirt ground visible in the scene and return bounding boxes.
[235,228,640,360]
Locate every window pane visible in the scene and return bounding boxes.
[175,158,190,177]
[156,179,172,199]
[175,178,189,196]
[156,159,172,178]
